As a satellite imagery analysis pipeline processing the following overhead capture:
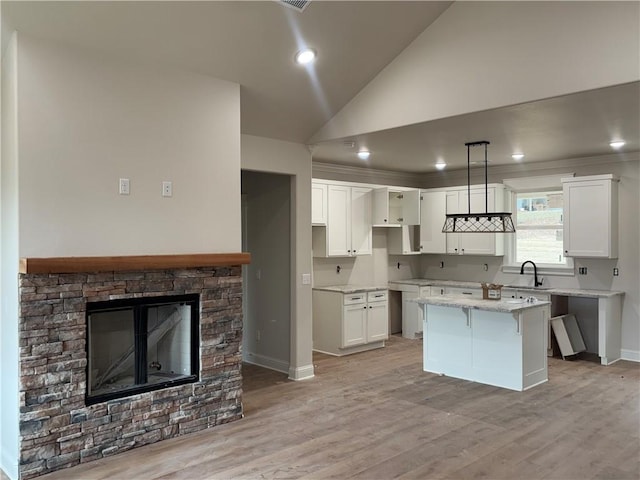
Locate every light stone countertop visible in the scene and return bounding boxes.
[389,278,624,298]
[313,285,388,294]
[410,295,550,313]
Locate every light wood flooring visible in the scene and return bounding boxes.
[16,336,640,479]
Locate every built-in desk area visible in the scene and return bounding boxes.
[389,279,625,366]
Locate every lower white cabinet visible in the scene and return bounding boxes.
[313,289,388,356]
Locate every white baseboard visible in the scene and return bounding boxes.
[621,349,640,362]
[242,352,289,374]
[288,364,315,381]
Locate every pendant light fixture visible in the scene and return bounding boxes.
[442,141,515,233]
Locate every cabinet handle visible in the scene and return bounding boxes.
[384,219,387,222]
[397,217,403,222]
[462,292,472,295]
[374,294,384,298]
[353,250,356,253]
[461,248,465,254]
[363,306,367,309]
[369,306,372,309]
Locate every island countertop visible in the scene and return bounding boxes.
[312,285,388,294]
[410,295,550,313]
[390,278,624,298]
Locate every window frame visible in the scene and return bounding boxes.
[502,188,574,276]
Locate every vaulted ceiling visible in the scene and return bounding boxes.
[2,1,638,173]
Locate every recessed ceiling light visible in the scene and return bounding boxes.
[357,149,370,160]
[435,162,446,170]
[512,153,525,161]
[610,140,625,149]
[295,48,316,65]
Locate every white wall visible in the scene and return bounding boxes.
[241,134,313,380]
[0,31,19,480]
[17,35,241,257]
[312,1,640,142]
[241,171,291,373]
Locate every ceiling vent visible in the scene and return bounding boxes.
[279,0,311,13]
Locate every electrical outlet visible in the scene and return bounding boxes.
[613,267,619,276]
[439,261,444,269]
[162,181,172,197]
[119,178,130,195]
[483,264,488,271]
[579,267,587,275]
[302,273,311,284]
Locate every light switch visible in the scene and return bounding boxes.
[302,273,311,285]
[119,178,130,195]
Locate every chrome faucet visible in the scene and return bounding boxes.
[520,260,543,287]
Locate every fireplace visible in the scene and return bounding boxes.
[86,294,199,405]
[17,254,249,479]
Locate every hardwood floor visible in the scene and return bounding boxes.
[27,336,640,479]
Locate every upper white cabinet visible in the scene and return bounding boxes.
[388,226,421,255]
[419,190,447,254]
[311,182,328,226]
[313,184,372,257]
[372,188,420,226]
[562,174,619,258]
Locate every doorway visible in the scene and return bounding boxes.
[241,170,291,374]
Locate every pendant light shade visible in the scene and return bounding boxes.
[442,141,515,234]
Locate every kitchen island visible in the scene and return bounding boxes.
[412,296,550,391]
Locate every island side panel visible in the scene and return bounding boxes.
[471,309,524,391]
[522,306,549,389]
[423,305,472,379]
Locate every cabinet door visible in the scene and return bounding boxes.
[342,303,367,347]
[420,190,447,254]
[311,182,327,225]
[401,292,421,339]
[445,191,460,254]
[351,187,372,256]
[367,301,389,343]
[327,185,351,256]
[459,188,497,255]
[424,305,472,378]
[400,190,421,225]
[563,178,617,258]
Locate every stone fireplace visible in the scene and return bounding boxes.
[17,254,248,479]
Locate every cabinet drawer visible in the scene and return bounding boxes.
[446,287,481,297]
[343,293,367,305]
[367,290,387,303]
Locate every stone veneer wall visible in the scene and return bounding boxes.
[18,267,243,479]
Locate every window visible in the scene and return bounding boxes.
[86,294,199,405]
[513,191,568,266]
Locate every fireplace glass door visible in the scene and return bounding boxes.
[87,294,199,404]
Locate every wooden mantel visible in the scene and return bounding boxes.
[19,253,251,274]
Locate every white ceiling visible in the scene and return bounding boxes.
[2,1,638,173]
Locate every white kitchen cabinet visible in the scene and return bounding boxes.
[422,302,548,391]
[311,182,328,226]
[419,190,447,254]
[445,185,506,256]
[562,174,618,258]
[401,286,431,339]
[313,185,372,257]
[372,187,420,226]
[388,225,421,255]
[313,289,388,356]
